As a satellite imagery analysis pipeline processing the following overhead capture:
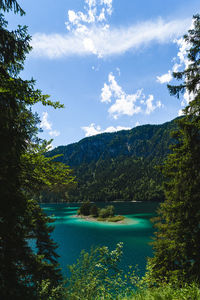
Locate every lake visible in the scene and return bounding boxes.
[41,201,159,276]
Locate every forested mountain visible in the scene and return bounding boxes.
[43,118,179,203]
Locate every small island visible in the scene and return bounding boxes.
[77,201,125,223]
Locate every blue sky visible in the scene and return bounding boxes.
[8,0,200,147]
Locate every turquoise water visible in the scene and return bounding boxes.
[41,202,158,275]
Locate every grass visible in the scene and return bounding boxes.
[107,215,125,222]
[96,215,125,222]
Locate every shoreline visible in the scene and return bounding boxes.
[40,200,144,204]
[73,214,129,225]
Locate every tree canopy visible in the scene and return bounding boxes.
[147,14,200,285]
[0,1,75,298]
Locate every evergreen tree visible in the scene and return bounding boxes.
[147,14,200,284]
[0,1,75,298]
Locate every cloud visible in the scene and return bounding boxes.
[101,72,142,119]
[183,90,195,104]
[31,17,191,59]
[174,35,197,106]
[145,95,162,115]
[49,130,60,137]
[175,37,190,69]
[156,19,196,108]
[157,36,190,85]
[41,112,52,130]
[101,83,112,103]
[157,18,200,116]
[81,123,131,137]
[100,72,163,119]
[66,0,112,30]
[40,112,60,137]
[157,70,173,84]
[178,108,184,116]
[156,36,190,85]
[108,89,142,119]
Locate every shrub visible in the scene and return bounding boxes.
[99,205,115,218]
[79,201,91,216]
[90,204,99,217]
[65,242,136,299]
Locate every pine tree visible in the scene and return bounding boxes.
[146,14,200,285]
[0,1,75,298]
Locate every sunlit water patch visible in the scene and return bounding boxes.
[41,202,159,276]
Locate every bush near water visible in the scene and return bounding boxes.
[77,201,125,222]
[39,243,200,299]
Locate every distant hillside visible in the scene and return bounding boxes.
[43,118,179,203]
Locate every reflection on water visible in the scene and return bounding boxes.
[41,202,159,276]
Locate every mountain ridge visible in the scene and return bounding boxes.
[49,118,178,166]
[44,118,179,203]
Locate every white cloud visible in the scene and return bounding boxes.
[41,112,52,130]
[183,90,192,104]
[174,22,199,106]
[135,121,140,127]
[108,73,123,98]
[101,83,112,103]
[81,123,131,137]
[157,70,173,84]
[101,73,143,119]
[100,73,163,119]
[83,37,97,53]
[82,123,101,136]
[101,0,112,15]
[156,18,196,109]
[175,37,190,69]
[176,33,199,107]
[68,10,78,24]
[108,90,142,119]
[145,95,162,115]
[31,17,190,59]
[156,36,190,85]
[172,62,180,73]
[49,130,60,137]
[178,108,184,116]
[66,0,112,31]
[40,112,60,138]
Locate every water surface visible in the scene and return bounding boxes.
[41,202,158,275]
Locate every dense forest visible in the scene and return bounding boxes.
[43,118,178,203]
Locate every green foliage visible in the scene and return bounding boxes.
[36,279,67,300]
[45,119,178,203]
[65,242,137,299]
[78,200,91,215]
[125,283,200,300]
[99,205,115,218]
[147,14,200,285]
[22,141,76,198]
[90,203,99,217]
[0,0,24,15]
[49,243,200,300]
[0,1,75,298]
[78,202,120,221]
[168,14,200,100]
